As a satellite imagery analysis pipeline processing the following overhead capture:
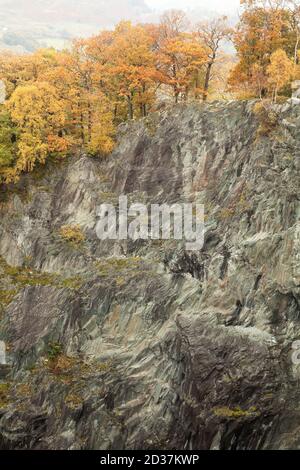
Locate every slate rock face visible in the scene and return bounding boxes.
[0,101,299,449]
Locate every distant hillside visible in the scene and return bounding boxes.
[0,0,150,25]
[0,0,152,52]
[0,0,236,53]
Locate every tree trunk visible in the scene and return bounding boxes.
[87,101,92,142]
[294,30,299,66]
[142,84,147,117]
[114,104,118,120]
[203,62,213,102]
[274,85,278,104]
[80,112,85,145]
[195,70,200,99]
[172,64,179,103]
[127,94,134,120]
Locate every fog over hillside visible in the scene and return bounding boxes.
[145,0,240,13]
[0,0,152,51]
[0,0,238,52]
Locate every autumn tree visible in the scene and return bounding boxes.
[6,82,69,180]
[82,22,158,120]
[0,107,17,179]
[195,16,232,100]
[48,43,115,155]
[107,22,157,119]
[153,11,207,102]
[267,48,293,101]
[287,0,300,70]
[229,0,296,97]
[0,49,60,98]
[159,9,189,39]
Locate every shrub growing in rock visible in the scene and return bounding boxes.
[59,225,85,245]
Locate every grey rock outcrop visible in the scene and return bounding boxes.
[0,100,299,449]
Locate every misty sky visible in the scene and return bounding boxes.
[145,0,241,13]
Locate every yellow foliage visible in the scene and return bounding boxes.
[213,406,258,419]
[253,100,279,135]
[6,82,70,181]
[0,383,11,408]
[59,225,85,245]
[3,9,296,183]
[267,49,293,102]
